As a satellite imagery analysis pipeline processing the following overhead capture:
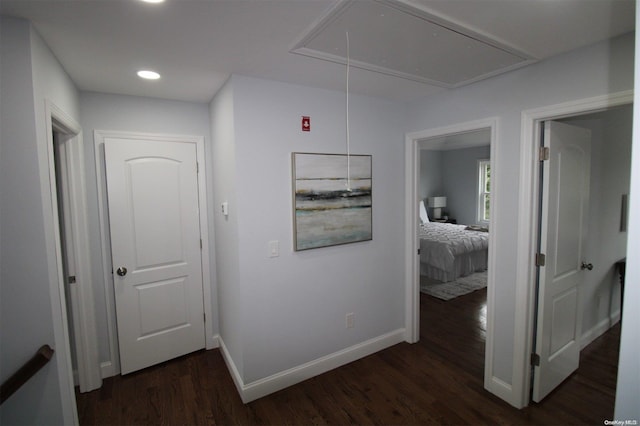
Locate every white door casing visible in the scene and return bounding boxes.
[104,137,205,374]
[532,121,591,402]
[45,101,102,402]
[404,118,506,402]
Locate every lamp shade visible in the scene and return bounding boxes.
[428,196,447,208]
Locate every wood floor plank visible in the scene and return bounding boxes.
[77,287,620,425]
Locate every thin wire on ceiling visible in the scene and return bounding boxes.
[345,31,352,192]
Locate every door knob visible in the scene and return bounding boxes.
[581,262,593,271]
[116,266,128,277]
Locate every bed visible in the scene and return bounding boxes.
[419,222,489,283]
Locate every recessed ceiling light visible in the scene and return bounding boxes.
[137,70,161,80]
[140,0,165,3]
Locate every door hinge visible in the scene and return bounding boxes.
[203,313,206,323]
[539,147,550,161]
[417,248,421,255]
[200,239,203,249]
[535,253,546,267]
[196,162,199,174]
[531,353,540,366]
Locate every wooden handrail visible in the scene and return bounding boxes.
[1,345,54,405]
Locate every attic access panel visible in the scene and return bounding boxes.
[291,0,534,87]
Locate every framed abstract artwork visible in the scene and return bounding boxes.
[292,152,372,251]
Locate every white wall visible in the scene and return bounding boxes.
[405,33,634,388]
[209,78,244,377]
[420,145,490,225]
[419,150,443,201]
[212,75,407,390]
[615,9,640,419]
[441,145,491,225]
[1,17,79,425]
[79,92,216,369]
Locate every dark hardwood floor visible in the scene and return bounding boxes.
[77,288,621,425]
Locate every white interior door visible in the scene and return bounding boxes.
[532,121,591,402]
[104,137,205,375]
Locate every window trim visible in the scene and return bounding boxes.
[477,159,490,224]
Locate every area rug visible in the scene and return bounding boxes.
[420,271,487,301]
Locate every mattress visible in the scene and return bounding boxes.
[419,222,489,282]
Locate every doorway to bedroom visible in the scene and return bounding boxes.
[416,126,493,385]
[418,130,491,298]
[403,117,498,398]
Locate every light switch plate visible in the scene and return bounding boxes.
[268,240,279,258]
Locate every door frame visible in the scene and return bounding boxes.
[404,116,500,393]
[45,100,102,393]
[94,130,215,377]
[513,90,633,407]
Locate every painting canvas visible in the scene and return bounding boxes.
[292,152,372,250]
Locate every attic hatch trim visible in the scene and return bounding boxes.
[290,0,537,88]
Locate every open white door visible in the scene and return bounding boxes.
[104,137,205,374]
[532,121,591,402]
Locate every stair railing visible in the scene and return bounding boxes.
[0,344,55,405]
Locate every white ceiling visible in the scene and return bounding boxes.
[0,0,634,103]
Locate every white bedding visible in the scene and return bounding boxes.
[419,222,489,282]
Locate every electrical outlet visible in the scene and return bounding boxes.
[346,312,355,329]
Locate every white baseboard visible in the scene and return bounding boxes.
[218,339,246,400]
[219,328,406,403]
[485,376,518,407]
[580,311,621,350]
[101,361,116,379]
[210,334,220,349]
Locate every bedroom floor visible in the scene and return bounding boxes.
[77,289,621,425]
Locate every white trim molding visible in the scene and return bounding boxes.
[93,130,215,376]
[219,329,405,403]
[45,100,102,393]
[40,99,81,425]
[513,90,634,408]
[476,159,491,226]
[404,117,501,399]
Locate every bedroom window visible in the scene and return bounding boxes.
[477,160,490,224]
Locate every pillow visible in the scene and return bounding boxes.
[419,200,429,223]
